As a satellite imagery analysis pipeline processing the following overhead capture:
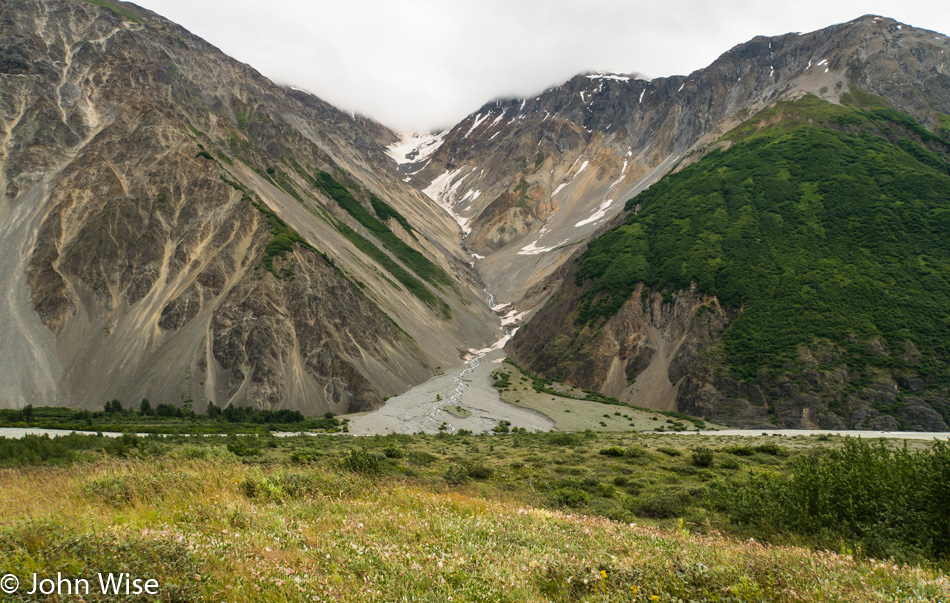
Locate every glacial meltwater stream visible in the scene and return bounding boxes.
[346,261,553,435]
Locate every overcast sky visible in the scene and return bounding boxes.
[134,0,949,133]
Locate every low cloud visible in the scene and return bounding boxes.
[135,0,948,132]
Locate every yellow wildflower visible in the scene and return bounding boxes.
[600,570,607,579]
[651,596,660,602]
[631,585,639,594]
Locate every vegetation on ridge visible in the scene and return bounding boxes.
[312,170,451,289]
[331,219,452,319]
[83,0,142,23]
[370,194,417,239]
[574,95,950,383]
[292,168,452,318]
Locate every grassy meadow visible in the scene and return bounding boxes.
[0,430,948,601]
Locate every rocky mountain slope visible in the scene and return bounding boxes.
[0,0,499,413]
[395,15,950,312]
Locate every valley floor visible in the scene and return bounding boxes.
[347,350,555,435]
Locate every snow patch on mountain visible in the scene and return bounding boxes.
[422,168,474,234]
[518,237,569,255]
[586,74,631,81]
[385,131,447,166]
[609,160,628,190]
[575,199,615,227]
[464,113,490,138]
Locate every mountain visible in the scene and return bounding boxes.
[396,15,950,314]
[0,0,500,413]
[506,60,950,430]
[387,15,950,430]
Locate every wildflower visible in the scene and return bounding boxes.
[631,585,639,594]
[651,596,659,602]
[600,570,607,579]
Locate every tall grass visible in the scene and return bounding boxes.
[0,453,947,601]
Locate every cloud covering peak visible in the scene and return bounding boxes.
[136,0,949,132]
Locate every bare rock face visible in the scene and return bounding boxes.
[0,0,499,413]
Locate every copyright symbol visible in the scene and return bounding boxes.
[0,574,18,594]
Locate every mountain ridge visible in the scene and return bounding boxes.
[396,14,950,313]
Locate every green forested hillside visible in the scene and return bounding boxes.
[575,95,950,381]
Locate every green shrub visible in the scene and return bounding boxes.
[444,464,470,485]
[239,470,363,502]
[491,372,511,389]
[624,445,646,459]
[707,438,950,561]
[312,171,451,289]
[408,450,437,465]
[170,446,237,462]
[226,435,261,457]
[465,461,494,479]
[370,195,416,238]
[289,449,322,464]
[572,95,950,391]
[691,447,714,467]
[238,474,285,502]
[492,421,512,434]
[383,443,405,459]
[720,457,740,470]
[546,432,581,446]
[341,448,387,475]
[82,471,196,505]
[330,220,451,318]
[599,446,625,457]
[104,433,164,458]
[248,200,317,278]
[754,443,786,456]
[723,445,755,456]
[0,523,200,600]
[0,433,102,466]
[630,489,690,519]
[555,487,590,508]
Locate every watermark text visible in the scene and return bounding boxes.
[1,573,159,596]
